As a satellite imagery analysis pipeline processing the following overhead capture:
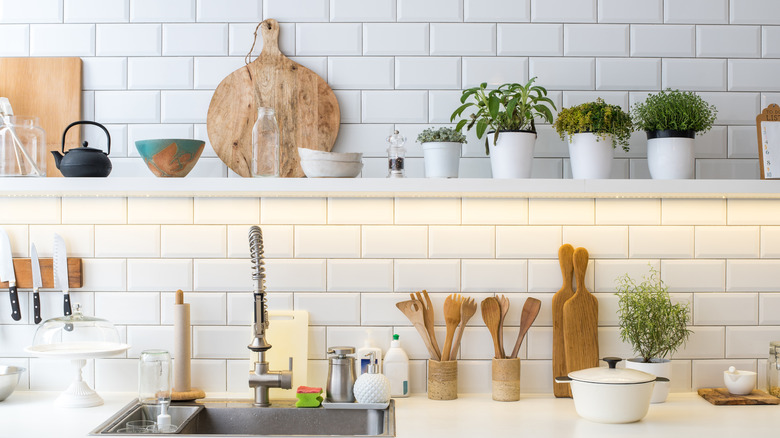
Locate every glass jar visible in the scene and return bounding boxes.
[251,107,280,177]
[138,350,172,406]
[0,115,47,176]
[768,342,780,397]
[387,130,406,178]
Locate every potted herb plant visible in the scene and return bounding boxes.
[416,127,467,178]
[615,267,692,403]
[631,89,717,179]
[450,77,556,178]
[553,98,632,179]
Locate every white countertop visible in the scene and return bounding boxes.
[1,391,775,438]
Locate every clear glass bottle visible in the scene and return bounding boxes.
[251,107,280,177]
[0,115,47,177]
[138,349,172,406]
[387,130,406,178]
[768,342,780,397]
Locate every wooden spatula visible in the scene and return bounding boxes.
[481,297,503,360]
[510,297,541,359]
[562,247,599,378]
[450,297,476,360]
[552,243,575,397]
[441,293,463,361]
[412,290,441,360]
[396,299,439,360]
[497,295,510,359]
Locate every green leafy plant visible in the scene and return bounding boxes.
[615,267,692,363]
[554,98,633,152]
[450,77,556,154]
[631,89,717,134]
[416,127,467,144]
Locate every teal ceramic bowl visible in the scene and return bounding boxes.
[135,139,205,177]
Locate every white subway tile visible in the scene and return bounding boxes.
[127,259,192,291]
[82,57,126,90]
[294,226,359,258]
[65,0,128,23]
[82,90,95,120]
[264,259,326,292]
[759,293,780,324]
[531,0,595,22]
[95,292,159,324]
[497,24,561,56]
[193,57,243,89]
[131,0,195,22]
[695,226,759,258]
[392,326,444,359]
[362,91,428,124]
[662,199,726,225]
[525,327,554,359]
[296,23,361,56]
[628,226,693,258]
[397,0,462,22]
[529,57,594,90]
[29,225,93,257]
[462,57,529,88]
[96,23,160,56]
[696,159,759,179]
[160,90,214,124]
[697,92,760,125]
[595,199,660,225]
[194,198,258,225]
[295,293,360,325]
[189,359,227,392]
[0,25,29,56]
[363,23,428,56]
[264,0,328,22]
[226,292,294,326]
[462,198,528,225]
[128,198,192,224]
[327,259,393,292]
[327,57,393,90]
[461,260,527,292]
[83,259,127,291]
[187,158,227,178]
[331,124,393,156]
[596,58,660,91]
[362,226,427,258]
[520,360,553,393]
[196,0,260,22]
[729,60,780,92]
[261,198,326,225]
[429,226,495,259]
[127,326,174,357]
[563,226,628,258]
[661,260,725,292]
[61,198,124,224]
[764,26,780,57]
[95,359,136,392]
[0,0,62,23]
[728,126,758,158]
[465,0,529,21]
[30,358,95,390]
[730,0,780,24]
[0,325,34,356]
[593,259,660,292]
[595,293,620,326]
[564,24,628,57]
[395,198,460,225]
[162,23,226,56]
[673,326,724,359]
[598,0,662,23]
[327,198,393,225]
[761,226,780,258]
[161,291,225,325]
[395,57,461,90]
[128,57,193,90]
[333,90,361,124]
[394,259,459,292]
[695,293,758,326]
[95,225,159,258]
[729,199,780,225]
[692,359,755,389]
[458,360,493,393]
[360,293,415,326]
[192,326,246,359]
[664,0,727,24]
[727,260,780,292]
[529,199,594,225]
[308,326,326,359]
[694,125,728,159]
[630,25,694,57]
[30,24,95,56]
[127,124,193,158]
[194,259,251,291]
[162,225,226,258]
[95,91,160,123]
[727,326,780,358]
[229,22,295,57]
[0,225,26,258]
[330,0,394,21]
[431,24,496,56]
[497,226,561,258]
[662,59,726,91]
[0,198,59,225]
[697,25,760,58]
[461,325,509,359]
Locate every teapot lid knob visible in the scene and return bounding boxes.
[82,141,89,147]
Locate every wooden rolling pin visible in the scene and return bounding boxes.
[172,289,205,401]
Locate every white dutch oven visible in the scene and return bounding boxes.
[556,357,669,424]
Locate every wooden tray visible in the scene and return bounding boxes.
[698,388,780,405]
[0,258,82,289]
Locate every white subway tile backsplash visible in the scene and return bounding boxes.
[529,199,594,225]
[497,24,561,56]
[596,58,660,91]
[529,57,594,90]
[531,0,596,23]
[465,0,529,22]
[730,0,780,25]
[595,199,660,225]
[361,293,415,326]
[96,23,159,56]
[194,198,258,225]
[328,198,393,225]
[362,91,428,124]
[697,25,761,58]
[29,225,94,257]
[264,259,327,292]
[193,57,243,89]
[30,24,95,56]
[563,226,628,258]
[397,0,462,22]
[333,90,361,123]
[296,23,361,56]
[697,92,761,125]
[695,226,759,258]
[295,226,359,258]
[128,198,193,224]
[127,259,192,291]
[431,24,496,56]
[761,226,780,258]
[30,358,94,390]
[162,23,227,56]
[82,57,127,90]
[161,292,226,325]
[95,225,160,257]
[395,198,460,225]
[429,226,495,259]
[161,90,212,123]
[729,199,780,225]
[593,259,660,292]
[65,0,128,23]
[197,0,261,22]
[664,0,728,24]
[261,198,326,225]
[362,23,428,56]
[692,359,754,389]
[726,326,780,358]
[631,25,695,57]
[162,225,226,258]
[694,293,758,326]
[193,326,246,359]
[662,59,726,92]
[0,225,26,258]
[82,259,127,291]
[462,57,529,88]
[330,0,395,22]
[127,326,175,357]
[729,60,780,92]
[394,259,459,292]
[628,226,693,258]
[0,0,62,23]
[331,124,394,156]
[131,0,195,22]
[728,126,758,158]
[0,24,29,56]
[328,57,394,90]
[661,259,726,292]
[128,57,193,90]
[264,0,328,22]
[362,226,427,259]
[229,22,295,57]
[461,260,526,292]
[295,293,360,325]
[395,57,461,90]
[696,159,759,179]
[95,91,160,124]
[0,198,59,225]
[462,198,528,225]
[194,259,251,291]
[598,0,662,23]
[764,27,780,58]
[759,294,780,324]
[727,260,780,292]
[662,199,726,225]
[95,359,136,392]
[564,24,628,57]
[328,259,393,292]
[96,292,159,325]
[676,326,725,359]
[497,226,561,259]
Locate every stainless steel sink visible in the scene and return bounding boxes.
[91,399,396,437]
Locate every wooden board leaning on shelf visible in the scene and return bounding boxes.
[757,103,780,180]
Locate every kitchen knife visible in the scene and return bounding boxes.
[53,233,71,317]
[30,243,43,324]
[0,229,21,321]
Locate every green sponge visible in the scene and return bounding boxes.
[295,386,323,408]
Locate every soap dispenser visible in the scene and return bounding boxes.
[353,352,391,404]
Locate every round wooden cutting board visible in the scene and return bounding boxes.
[207,19,340,178]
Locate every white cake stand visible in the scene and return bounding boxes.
[25,342,130,408]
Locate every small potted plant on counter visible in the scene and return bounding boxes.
[450,77,556,178]
[553,98,632,179]
[416,127,467,178]
[631,89,717,179]
[615,266,692,404]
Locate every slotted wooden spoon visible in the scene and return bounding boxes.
[481,297,503,360]
[411,290,441,361]
[440,293,463,361]
[396,299,439,360]
[449,297,477,360]
[510,297,542,359]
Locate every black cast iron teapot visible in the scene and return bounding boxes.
[52,120,112,177]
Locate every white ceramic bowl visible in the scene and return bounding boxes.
[0,366,25,401]
[301,159,363,178]
[724,366,756,395]
[297,147,362,162]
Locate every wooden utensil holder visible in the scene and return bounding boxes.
[492,358,520,402]
[0,258,83,288]
[427,360,457,400]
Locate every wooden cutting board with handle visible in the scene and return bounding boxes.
[0,57,82,177]
[552,243,575,397]
[207,19,340,178]
[562,247,599,377]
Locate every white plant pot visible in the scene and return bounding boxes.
[488,131,536,178]
[646,132,695,179]
[422,142,461,178]
[625,358,671,403]
[568,133,614,179]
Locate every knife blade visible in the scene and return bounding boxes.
[30,243,43,324]
[53,233,71,317]
[0,229,21,321]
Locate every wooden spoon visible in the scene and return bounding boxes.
[440,293,463,361]
[396,299,439,360]
[449,297,477,360]
[480,297,503,360]
[510,297,542,359]
[412,290,441,360]
[497,294,510,359]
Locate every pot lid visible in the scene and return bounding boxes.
[568,357,656,384]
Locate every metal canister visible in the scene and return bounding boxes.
[768,342,780,397]
[326,346,356,403]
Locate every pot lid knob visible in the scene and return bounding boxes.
[603,357,623,369]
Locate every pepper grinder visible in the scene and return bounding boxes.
[326,346,356,402]
[386,130,406,178]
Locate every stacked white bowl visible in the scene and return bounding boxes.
[298,147,363,178]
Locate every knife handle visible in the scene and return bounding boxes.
[33,292,41,324]
[64,294,72,316]
[9,285,21,321]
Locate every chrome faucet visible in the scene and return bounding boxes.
[247,226,292,407]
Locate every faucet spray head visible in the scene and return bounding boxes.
[248,226,271,352]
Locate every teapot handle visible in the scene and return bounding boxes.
[61,120,111,155]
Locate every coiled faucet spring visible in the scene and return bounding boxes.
[248,226,270,351]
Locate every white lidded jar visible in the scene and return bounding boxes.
[353,352,391,404]
[383,334,410,397]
